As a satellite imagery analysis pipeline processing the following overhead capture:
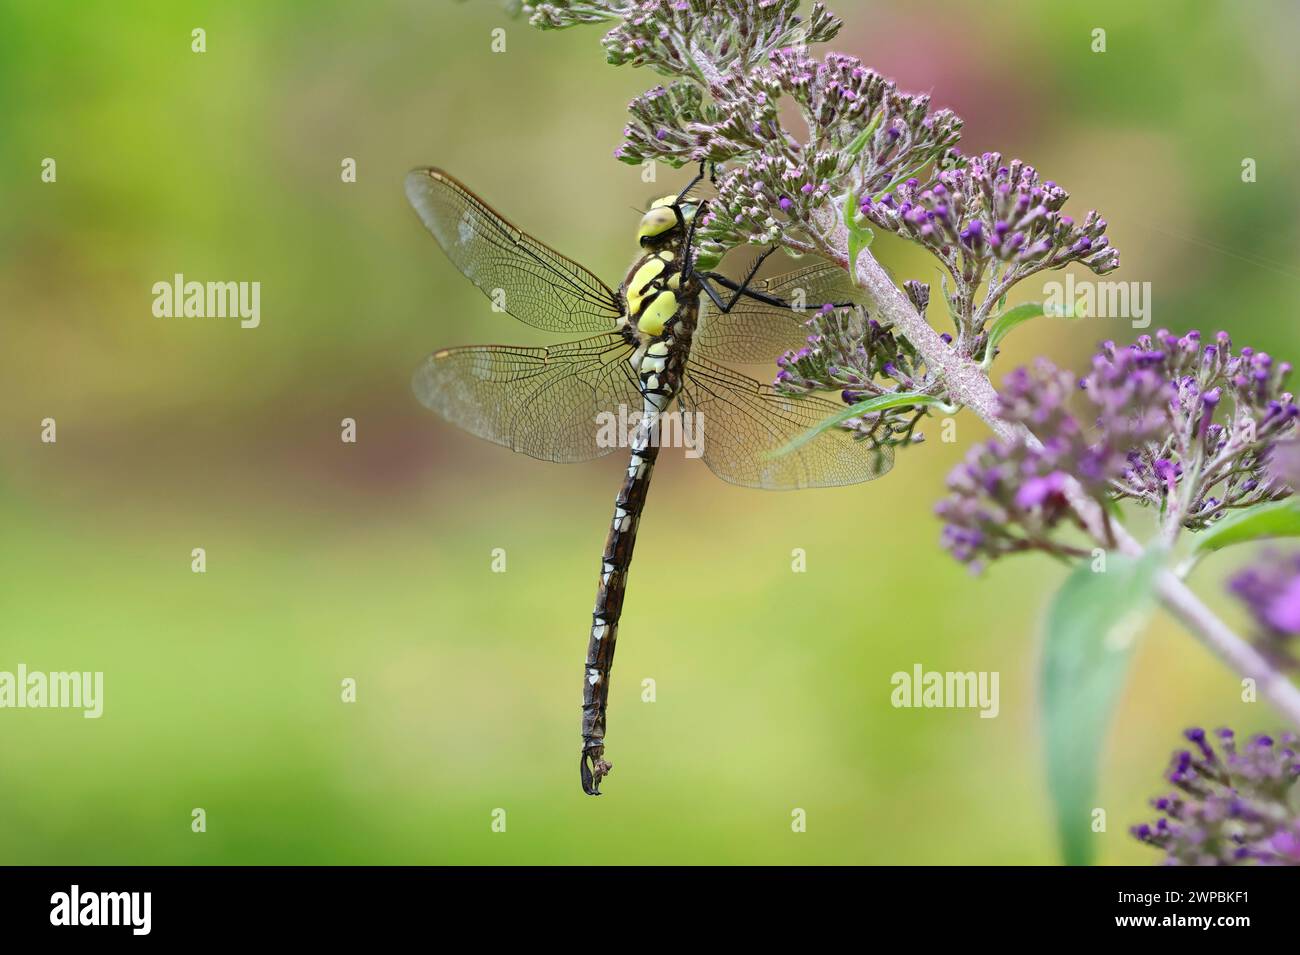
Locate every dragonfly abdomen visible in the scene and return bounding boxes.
[580,300,702,795]
[581,396,663,795]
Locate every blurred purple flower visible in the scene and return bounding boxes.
[938,331,1298,569]
[936,357,1166,568]
[1271,438,1300,490]
[1229,551,1300,668]
[1132,728,1300,866]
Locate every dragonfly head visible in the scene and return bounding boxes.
[637,195,699,248]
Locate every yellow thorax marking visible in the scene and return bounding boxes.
[626,257,667,315]
[637,290,677,336]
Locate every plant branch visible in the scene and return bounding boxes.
[816,216,1013,440]
[1157,572,1300,726]
[827,225,1300,729]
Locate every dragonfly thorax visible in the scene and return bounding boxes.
[624,195,701,338]
[619,241,699,379]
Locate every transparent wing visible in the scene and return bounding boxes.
[412,332,642,463]
[405,167,624,333]
[694,261,870,363]
[679,355,893,489]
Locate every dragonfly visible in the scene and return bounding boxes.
[406,164,893,795]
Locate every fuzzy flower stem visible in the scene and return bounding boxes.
[840,236,1300,730]
[817,218,1012,436]
[688,39,726,90]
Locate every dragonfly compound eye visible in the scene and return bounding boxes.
[637,206,679,244]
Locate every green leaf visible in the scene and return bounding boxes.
[842,189,874,274]
[871,157,939,202]
[983,302,1047,358]
[1192,499,1300,556]
[693,248,723,272]
[982,299,1085,366]
[845,110,883,157]
[1041,549,1163,866]
[847,226,874,273]
[767,391,943,459]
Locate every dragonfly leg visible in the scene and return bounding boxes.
[697,273,732,314]
[703,270,858,313]
[682,194,708,261]
[674,161,709,204]
[696,244,774,311]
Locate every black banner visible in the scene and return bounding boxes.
[0,864,1285,940]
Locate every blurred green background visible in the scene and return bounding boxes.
[1,0,1297,864]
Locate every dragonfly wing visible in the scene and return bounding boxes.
[679,355,893,489]
[406,167,624,334]
[412,332,643,463]
[694,261,871,364]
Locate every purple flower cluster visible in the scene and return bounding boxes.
[615,81,713,168]
[527,0,841,63]
[860,152,1118,351]
[937,439,1078,569]
[609,0,839,72]
[773,303,933,448]
[936,357,1167,569]
[860,152,1118,274]
[1098,330,1297,528]
[760,49,962,173]
[937,332,1298,569]
[1229,552,1300,668]
[579,1,842,168]
[1132,728,1300,866]
[702,52,961,252]
[702,144,847,251]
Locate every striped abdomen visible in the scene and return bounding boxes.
[579,301,697,795]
